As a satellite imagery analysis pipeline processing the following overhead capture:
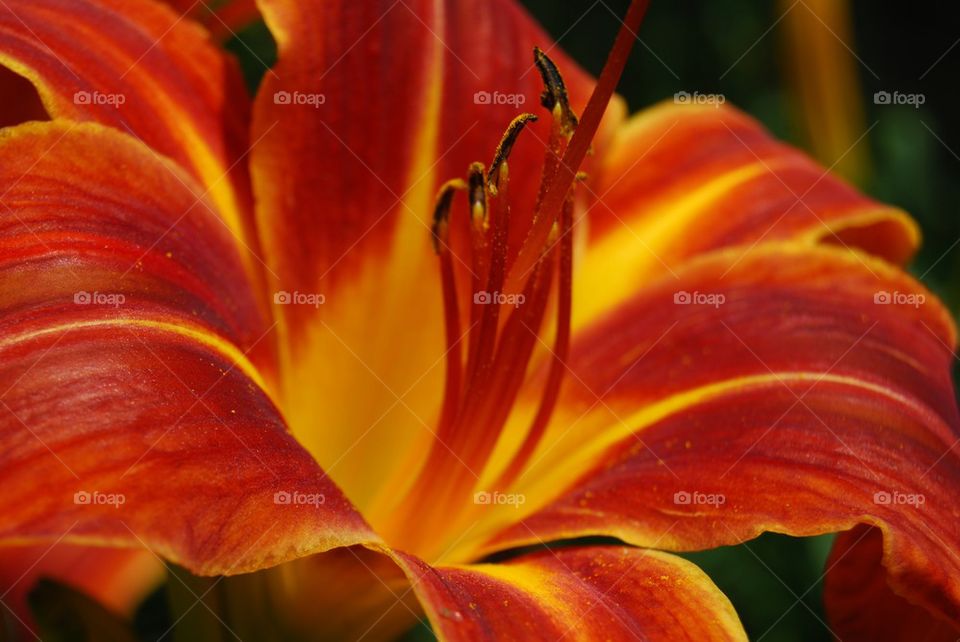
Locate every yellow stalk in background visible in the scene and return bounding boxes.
[779,0,871,186]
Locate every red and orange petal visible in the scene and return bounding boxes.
[824,525,960,641]
[249,0,620,512]
[392,545,746,641]
[184,542,749,641]
[0,121,269,363]
[0,122,374,579]
[477,244,960,632]
[0,0,258,257]
[577,102,918,327]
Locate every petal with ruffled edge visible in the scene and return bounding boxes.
[823,525,960,641]
[469,245,960,632]
[0,0,258,259]
[576,102,919,328]
[250,0,622,512]
[0,122,375,603]
[390,545,746,641]
[199,542,746,641]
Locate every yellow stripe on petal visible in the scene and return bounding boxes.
[476,244,960,632]
[575,158,774,329]
[521,371,937,506]
[0,318,270,398]
[576,101,919,330]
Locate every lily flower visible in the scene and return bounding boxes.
[0,0,957,640]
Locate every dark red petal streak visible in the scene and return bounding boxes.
[0,122,266,357]
[594,103,917,259]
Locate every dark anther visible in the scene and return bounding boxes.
[431,179,466,254]
[487,113,538,184]
[467,162,487,224]
[533,46,578,135]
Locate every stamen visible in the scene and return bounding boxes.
[431,179,467,436]
[496,189,574,488]
[454,237,557,477]
[533,46,578,136]
[446,242,556,477]
[464,160,509,392]
[466,162,490,369]
[512,0,650,285]
[431,179,466,254]
[467,162,487,229]
[488,113,538,187]
[505,48,575,290]
[537,0,650,244]
[386,0,650,559]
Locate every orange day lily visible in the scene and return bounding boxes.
[0,0,959,640]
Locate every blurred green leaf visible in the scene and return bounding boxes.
[28,579,139,642]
